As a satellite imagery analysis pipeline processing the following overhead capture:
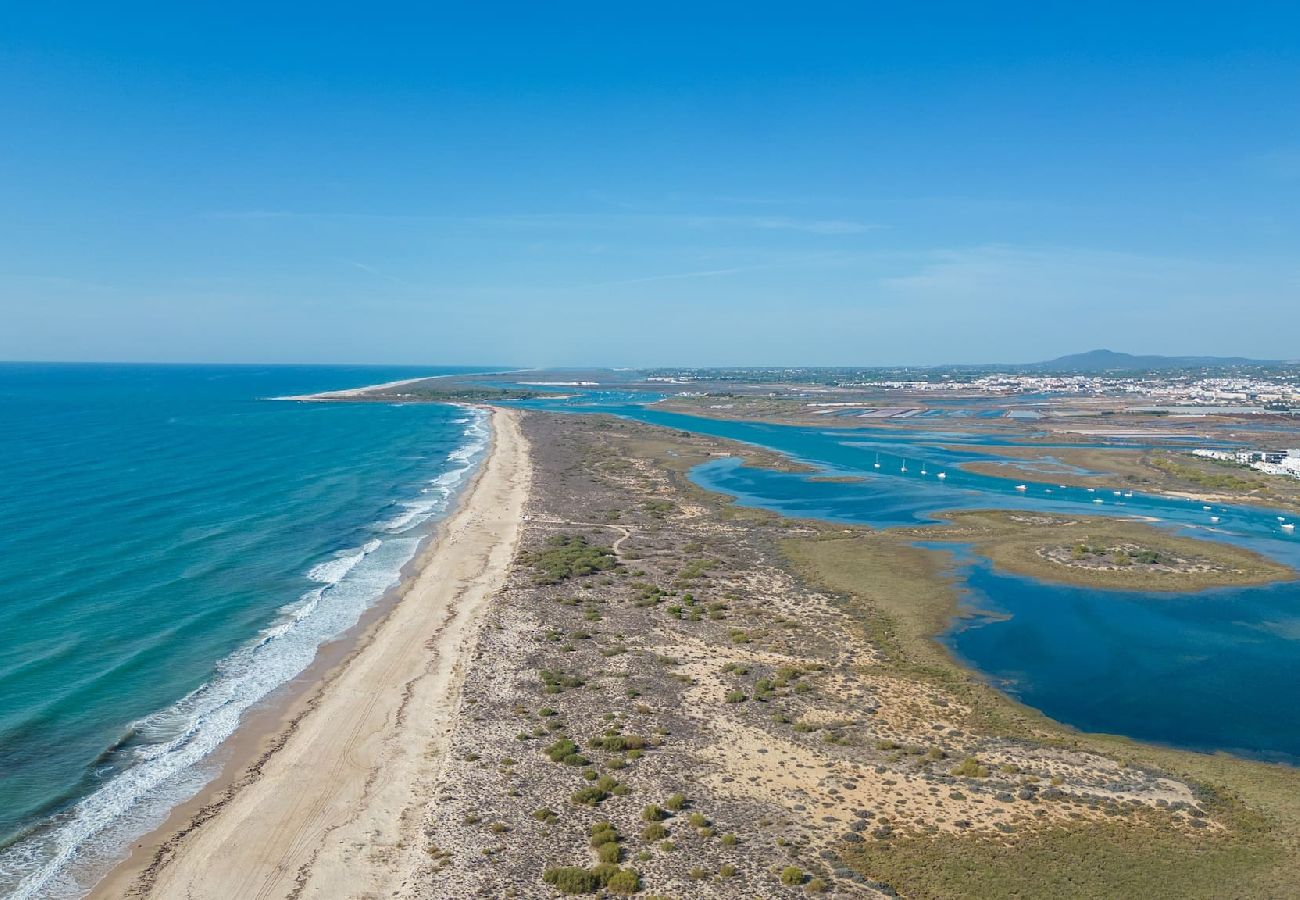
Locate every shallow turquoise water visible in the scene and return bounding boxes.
[0,364,491,897]
[6,373,1294,894]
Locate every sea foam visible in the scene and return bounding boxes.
[0,407,490,899]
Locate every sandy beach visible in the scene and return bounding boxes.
[271,376,440,402]
[93,407,530,899]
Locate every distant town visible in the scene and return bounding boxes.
[647,363,1300,413]
[1193,448,1300,480]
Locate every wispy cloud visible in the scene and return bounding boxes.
[344,260,411,287]
[207,209,880,235]
[588,252,845,288]
[874,244,1300,346]
[591,264,763,287]
[468,212,878,235]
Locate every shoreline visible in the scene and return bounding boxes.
[271,367,534,403]
[269,375,442,402]
[90,406,530,899]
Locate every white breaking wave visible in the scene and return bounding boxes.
[305,539,382,585]
[379,410,489,534]
[0,408,491,900]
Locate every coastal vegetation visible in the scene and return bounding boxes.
[784,525,1300,898]
[917,509,1295,591]
[1148,455,1266,491]
[954,444,1300,515]
[368,386,548,403]
[412,411,1300,898]
[526,534,621,584]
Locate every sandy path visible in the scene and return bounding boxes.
[105,408,530,899]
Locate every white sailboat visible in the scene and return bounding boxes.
[1283,523,1295,532]
[874,453,881,469]
[937,471,947,480]
[1015,484,1027,492]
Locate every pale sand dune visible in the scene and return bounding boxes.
[271,376,437,401]
[98,408,530,899]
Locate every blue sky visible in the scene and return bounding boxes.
[2,2,1297,366]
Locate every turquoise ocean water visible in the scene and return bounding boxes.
[5,370,1299,896]
[0,364,491,897]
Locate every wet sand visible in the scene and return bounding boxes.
[92,407,530,899]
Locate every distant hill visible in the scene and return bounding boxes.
[1024,349,1278,372]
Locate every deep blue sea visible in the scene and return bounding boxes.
[0,364,491,898]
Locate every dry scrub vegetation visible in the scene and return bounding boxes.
[409,412,1300,899]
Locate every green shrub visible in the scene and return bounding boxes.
[952,757,991,778]
[527,534,620,584]
[539,670,585,694]
[806,876,828,893]
[533,807,558,823]
[781,865,806,886]
[721,832,738,846]
[589,821,619,847]
[642,803,667,822]
[641,822,669,841]
[664,793,687,812]
[597,841,622,864]
[545,738,587,765]
[719,863,738,878]
[590,863,620,885]
[590,733,647,753]
[606,868,642,894]
[571,786,609,806]
[542,866,599,893]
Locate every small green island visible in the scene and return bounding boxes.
[919,509,1296,591]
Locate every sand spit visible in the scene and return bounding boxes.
[270,376,439,402]
[90,406,1288,898]
[96,408,530,899]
